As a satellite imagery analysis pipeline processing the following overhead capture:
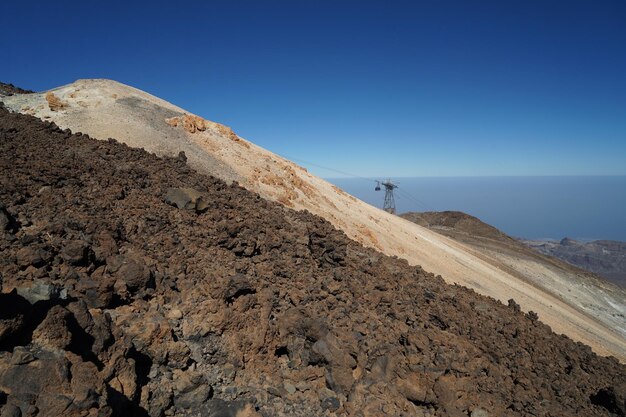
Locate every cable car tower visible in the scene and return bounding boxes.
[375,179,398,214]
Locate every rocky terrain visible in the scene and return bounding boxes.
[0,83,33,97]
[3,79,625,361]
[2,108,626,416]
[401,212,626,348]
[522,238,626,288]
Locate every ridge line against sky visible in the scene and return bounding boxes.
[1,0,625,177]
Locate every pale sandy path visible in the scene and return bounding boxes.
[4,79,624,361]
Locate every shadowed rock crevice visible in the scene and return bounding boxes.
[0,292,64,351]
[590,387,626,416]
[106,384,151,417]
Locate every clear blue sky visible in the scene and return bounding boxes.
[2,1,625,177]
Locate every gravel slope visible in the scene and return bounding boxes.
[2,108,626,417]
[2,79,625,361]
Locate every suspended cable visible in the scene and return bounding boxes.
[279,153,433,213]
[395,187,431,212]
[279,155,377,183]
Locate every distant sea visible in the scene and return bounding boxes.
[328,176,626,241]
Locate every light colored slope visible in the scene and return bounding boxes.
[471,247,626,342]
[3,79,625,361]
[3,79,241,184]
[405,215,626,346]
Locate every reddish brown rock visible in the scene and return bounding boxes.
[0,107,624,417]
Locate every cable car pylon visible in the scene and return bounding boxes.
[375,179,398,214]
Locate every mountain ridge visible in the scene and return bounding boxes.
[1,106,625,416]
[2,79,625,361]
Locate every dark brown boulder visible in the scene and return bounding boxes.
[0,348,107,416]
[31,305,73,350]
[60,240,90,265]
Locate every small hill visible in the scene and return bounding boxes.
[2,107,625,416]
[400,211,510,241]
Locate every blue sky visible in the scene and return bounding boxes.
[2,1,625,177]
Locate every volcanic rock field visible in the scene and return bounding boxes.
[1,106,626,416]
[4,79,624,362]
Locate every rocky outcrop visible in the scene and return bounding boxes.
[1,108,625,416]
[44,92,67,111]
[0,83,34,96]
[165,114,210,133]
[164,114,249,147]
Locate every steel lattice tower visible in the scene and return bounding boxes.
[376,180,398,214]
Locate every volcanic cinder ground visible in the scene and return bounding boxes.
[2,79,625,362]
[2,106,626,417]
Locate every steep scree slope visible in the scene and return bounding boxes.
[400,212,626,341]
[1,109,626,416]
[3,79,625,361]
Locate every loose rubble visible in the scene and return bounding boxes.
[1,108,625,416]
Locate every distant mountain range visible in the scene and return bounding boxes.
[401,211,626,289]
[521,238,626,287]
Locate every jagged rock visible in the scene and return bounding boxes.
[66,300,114,357]
[507,298,521,313]
[31,305,73,350]
[14,247,46,268]
[526,310,540,321]
[15,281,67,304]
[117,259,152,293]
[164,187,209,213]
[0,348,107,415]
[222,274,256,304]
[104,351,139,401]
[60,240,90,265]
[93,231,119,263]
[72,275,114,309]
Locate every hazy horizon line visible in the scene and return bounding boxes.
[324,174,626,180]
